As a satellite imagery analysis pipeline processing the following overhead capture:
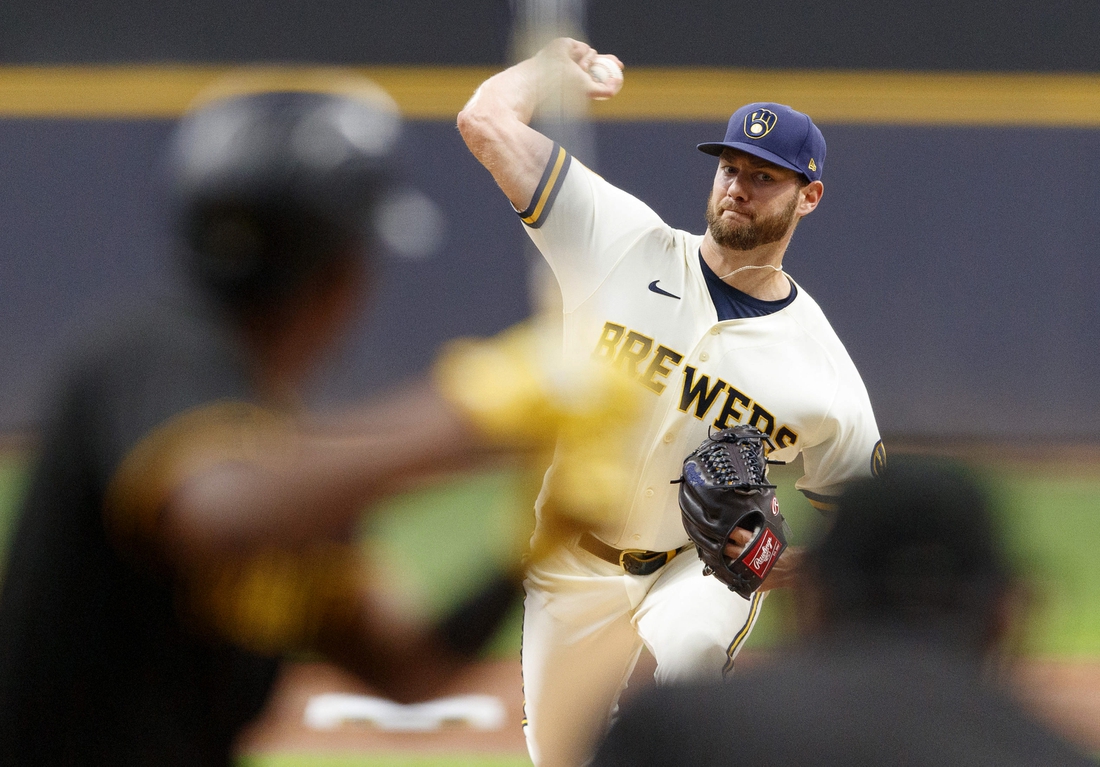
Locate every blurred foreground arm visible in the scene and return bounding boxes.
[106,379,513,702]
[433,322,643,562]
[105,322,639,701]
[156,381,483,560]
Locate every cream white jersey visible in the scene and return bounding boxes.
[520,146,883,552]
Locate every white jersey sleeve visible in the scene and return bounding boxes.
[517,144,673,313]
[782,299,886,511]
[794,370,884,512]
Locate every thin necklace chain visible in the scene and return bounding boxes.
[718,263,784,281]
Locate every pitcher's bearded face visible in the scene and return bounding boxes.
[705,186,801,251]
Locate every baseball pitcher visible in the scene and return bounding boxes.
[458,37,885,767]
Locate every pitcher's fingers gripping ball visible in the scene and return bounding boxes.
[519,39,623,117]
[677,425,793,599]
[433,322,643,555]
[587,56,623,100]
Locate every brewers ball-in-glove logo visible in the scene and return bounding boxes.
[743,108,778,139]
[676,425,791,599]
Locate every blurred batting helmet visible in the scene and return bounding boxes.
[168,73,415,310]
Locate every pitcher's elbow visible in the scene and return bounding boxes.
[456,105,490,151]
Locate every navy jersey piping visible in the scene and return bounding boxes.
[517,143,571,228]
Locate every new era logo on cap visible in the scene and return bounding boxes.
[698,102,826,183]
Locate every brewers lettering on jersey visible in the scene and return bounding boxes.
[458,37,884,767]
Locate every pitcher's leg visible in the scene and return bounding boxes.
[634,549,766,684]
[521,545,645,767]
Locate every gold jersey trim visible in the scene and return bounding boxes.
[518,144,570,228]
[723,590,764,675]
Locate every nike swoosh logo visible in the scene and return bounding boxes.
[648,280,681,300]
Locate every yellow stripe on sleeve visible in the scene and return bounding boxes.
[723,590,764,675]
[807,497,840,514]
[520,145,569,227]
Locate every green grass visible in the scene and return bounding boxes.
[0,452,30,562]
[992,471,1100,656]
[355,466,534,658]
[362,469,531,611]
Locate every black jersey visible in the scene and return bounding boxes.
[0,294,280,766]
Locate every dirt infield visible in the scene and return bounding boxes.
[1013,659,1100,754]
[239,655,1100,759]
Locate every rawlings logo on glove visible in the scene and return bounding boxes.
[676,425,791,599]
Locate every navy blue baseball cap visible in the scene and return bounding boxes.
[697,102,826,183]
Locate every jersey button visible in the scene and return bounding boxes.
[632,534,641,542]
[663,432,674,443]
[710,327,720,336]
[644,488,654,498]
[699,352,710,361]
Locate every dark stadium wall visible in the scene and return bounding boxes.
[2,0,1099,70]
[1,1,1098,441]
[2,117,1098,441]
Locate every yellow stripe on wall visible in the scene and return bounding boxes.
[2,65,1100,125]
[600,69,1100,126]
[0,65,496,119]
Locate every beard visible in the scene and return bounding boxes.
[705,188,800,251]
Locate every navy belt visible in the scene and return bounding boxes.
[580,532,690,576]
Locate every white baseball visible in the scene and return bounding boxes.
[587,56,623,100]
